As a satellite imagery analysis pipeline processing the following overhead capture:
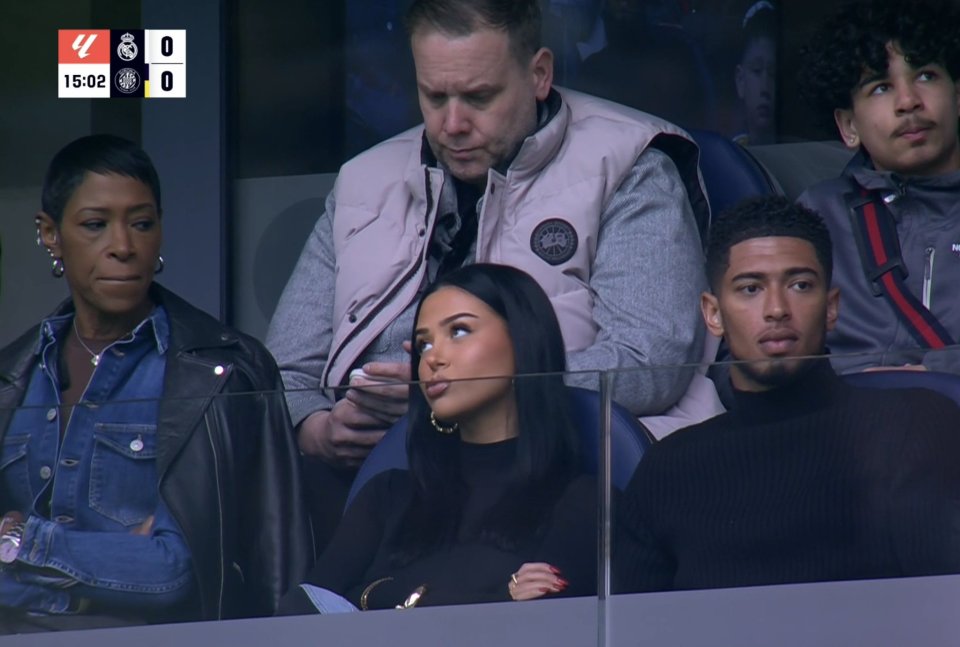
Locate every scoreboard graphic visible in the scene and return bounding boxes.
[58,29,186,98]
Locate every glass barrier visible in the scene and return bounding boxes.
[2,345,960,643]
[603,346,960,646]
[0,388,307,634]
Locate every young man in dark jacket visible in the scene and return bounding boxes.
[797,0,960,374]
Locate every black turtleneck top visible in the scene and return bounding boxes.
[616,362,960,593]
[279,437,597,613]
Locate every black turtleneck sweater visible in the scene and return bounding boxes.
[279,438,597,613]
[616,362,960,593]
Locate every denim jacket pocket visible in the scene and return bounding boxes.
[89,423,158,527]
[0,434,33,511]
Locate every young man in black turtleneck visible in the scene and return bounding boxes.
[616,195,960,594]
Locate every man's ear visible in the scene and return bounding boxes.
[36,212,60,258]
[834,108,860,149]
[825,286,840,332]
[701,292,725,339]
[530,47,553,101]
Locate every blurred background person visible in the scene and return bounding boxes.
[574,0,715,128]
[732,1,777,145]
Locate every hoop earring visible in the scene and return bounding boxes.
[51,257,64,278]
[430,411,458,435]
[155,255,165,274]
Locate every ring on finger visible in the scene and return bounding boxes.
[511,573,519,586]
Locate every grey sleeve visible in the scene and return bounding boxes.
[265,191,337,426]
[565,147,707,415]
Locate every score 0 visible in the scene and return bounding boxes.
[146,30,186,98]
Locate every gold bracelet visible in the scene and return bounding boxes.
[359,576,394,611]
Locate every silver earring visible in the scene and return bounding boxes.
[430,412,458,435]
[155,255,165,274]
[51,258,64,278]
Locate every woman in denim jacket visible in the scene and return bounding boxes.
[0,135,311,631]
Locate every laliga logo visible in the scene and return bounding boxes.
[71,33,97,59]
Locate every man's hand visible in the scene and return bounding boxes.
[298,355,412,468]
[298,402,389,469]
[343,361,411,425]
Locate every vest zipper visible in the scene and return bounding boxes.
[325,168,438,383]
[922,246,935,309]
[326,252,427,379]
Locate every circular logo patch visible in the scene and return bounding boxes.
[114,68,141,94]
[530,219,578,266]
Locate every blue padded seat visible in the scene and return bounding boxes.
[687,128,778,219]
[841,370,960,408]
[344,386,653,511]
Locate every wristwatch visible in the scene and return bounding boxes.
[0,521,25,564]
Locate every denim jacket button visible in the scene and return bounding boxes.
[40,466,52,480]
[130,437,144,452]
[46,408,57,421]
[214,365,225,376]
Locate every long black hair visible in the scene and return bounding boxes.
[391,263,581,563]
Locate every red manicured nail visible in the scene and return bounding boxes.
[557,578,569,587]
[549,566,563,575]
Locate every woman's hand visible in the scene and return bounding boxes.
[507,562,568,601]
[130,515,155,536]
[0,511,24,536]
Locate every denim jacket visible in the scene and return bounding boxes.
[0,285,312,620]
[0,306,193,615]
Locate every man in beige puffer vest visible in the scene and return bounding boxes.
[267,0,724,547]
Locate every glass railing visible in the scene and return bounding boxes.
[602,346,960,646]
[1,345,959,643]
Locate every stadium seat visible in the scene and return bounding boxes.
[841,370,960,408]
[687,128,778,219]
[745,140,854,201]
[344,386,653,511]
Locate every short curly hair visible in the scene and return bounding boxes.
[706,196,833,292]
[798,0,960,133]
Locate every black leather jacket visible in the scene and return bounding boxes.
[0,285,312,620]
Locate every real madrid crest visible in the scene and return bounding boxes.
[531,219,578,266]
[117,32,138,61]
[114,67,141,94]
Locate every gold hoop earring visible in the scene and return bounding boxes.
[430,411,458,435]
[51,258,64,278]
